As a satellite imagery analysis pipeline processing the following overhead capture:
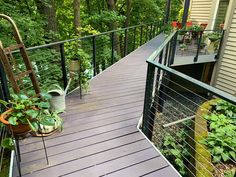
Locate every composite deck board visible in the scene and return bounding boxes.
[14,34,180,177]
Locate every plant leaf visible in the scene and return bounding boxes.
[8,117,18,125]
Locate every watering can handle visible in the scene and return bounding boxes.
[65,78,72,94]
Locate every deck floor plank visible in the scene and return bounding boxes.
[14,34,180,177]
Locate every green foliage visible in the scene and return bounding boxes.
[0,0,47,47]
[201,100,236,163]
[188,25,202,32]
[162,129,190,176]
[1,138,14,150]
[0,93,52,130]
[224,169,236,177]
[207,32,221,42]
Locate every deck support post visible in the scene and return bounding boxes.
[92,36,96,76]
[215,30,225,60]
[111,32,115,64]
[169,32,178,65]
[194,32,203,62]
[133,27,136,51]
[182,0,190,27]
[124,29,128,56]
[0,61,10,102]
[59,43,68,90]
[142,63,155,140]
[140,25,143,46]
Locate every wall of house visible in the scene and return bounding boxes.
[189,0,220,30]
[189,0,212,23]
[213,0,236,96]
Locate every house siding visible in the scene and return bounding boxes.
[215,7,236,96]
[189,0,213,23]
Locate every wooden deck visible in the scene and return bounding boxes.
[14,34,180,177]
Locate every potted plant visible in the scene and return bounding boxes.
[189,25,202,40]
[179,43,187,51]
[200,23,208,30]
[65,41,81,72]
[186,21,192,28]
[0,92,62,135]
[207,32,221,42]
[172,21,178,28]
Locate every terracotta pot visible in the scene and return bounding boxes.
[177,22,182,29]
[220,23,224,29]
[200,23,208,30]
[69,60,80,72]
[186,21,192,27]
[172,21,178,28]
[0,109,31,135]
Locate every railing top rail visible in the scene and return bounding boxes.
[147,31,177,61]
[11,22,158,53]
[147,59,236,105]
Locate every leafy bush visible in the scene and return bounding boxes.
[162,129,190,176]
[201,100,236,163]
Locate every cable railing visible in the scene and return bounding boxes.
[0,21,163,98]
[141,34,236,177]
[174,29,225,64]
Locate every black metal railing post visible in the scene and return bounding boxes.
[133,27,136,51]
[0,61,10,101]
[140,25,143,46]
[194,31,203,62]
[124,29,128,56]
[111,32,115,64]
[156,22,159,35]
[145,25,148,42]
[149,24,153,39]
[169,32,178,65]
[215,30,225,60]
[59,43,68,90]
[142,63,155,140]
[92,36,96,76]
[164,43,170,65]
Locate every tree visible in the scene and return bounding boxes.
[73,0,81,35]
[35,0,58,41]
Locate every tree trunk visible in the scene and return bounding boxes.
[125,0,131,27]
[35,0,58,41]
[85,0,91,14]
[124,0,132,56]
[106,0,121,57]
[73,0,81,35]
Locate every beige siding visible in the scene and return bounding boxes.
[189,0,213,23]
[215,7,236,96]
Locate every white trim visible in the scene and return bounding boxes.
[8,150,14,177]
[136,116,182,177]
[211,0,220,30]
